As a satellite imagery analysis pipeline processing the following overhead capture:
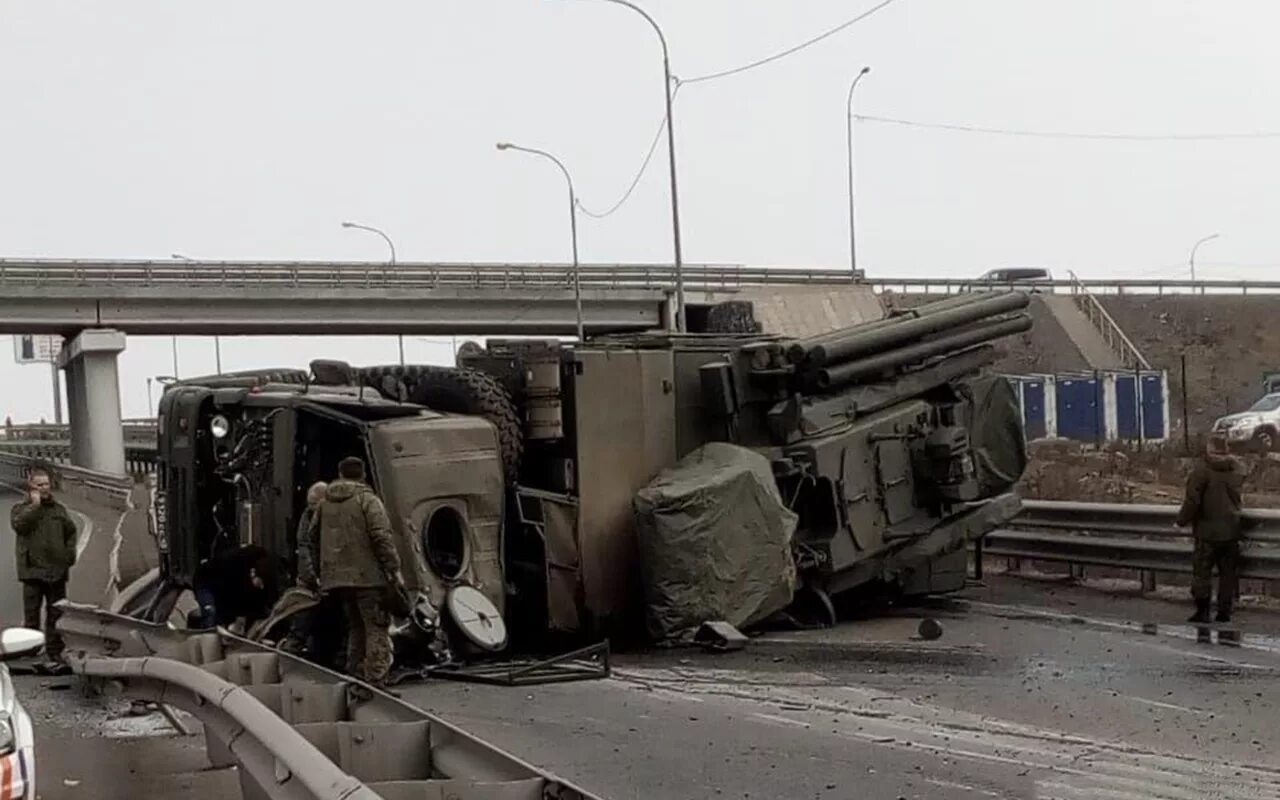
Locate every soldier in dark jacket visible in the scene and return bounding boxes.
[1177,436,1245,623]
[10,468,78,662]
[278,481,328,656]
[310,457,404,684]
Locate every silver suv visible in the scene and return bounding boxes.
[1214,393,1280,451]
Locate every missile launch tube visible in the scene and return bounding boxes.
[815,313,1032,389]
[801,291,1029,367]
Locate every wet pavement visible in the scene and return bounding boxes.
[5,496,1280,800]
[9,673,239,799]
[404,576,1280,799]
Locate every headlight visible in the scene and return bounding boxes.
[209,415,231,439]
[0,714,15,756]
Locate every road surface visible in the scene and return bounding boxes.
[5,498,1279,800]
[405,577,1280,799]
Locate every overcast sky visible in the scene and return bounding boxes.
[2,0,1278,421]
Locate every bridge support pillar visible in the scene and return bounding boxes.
[58,328,127,475]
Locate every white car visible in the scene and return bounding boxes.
[1213,393,1280,451]
[0,628,44,800]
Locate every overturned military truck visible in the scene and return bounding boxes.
[152,291,1031,641]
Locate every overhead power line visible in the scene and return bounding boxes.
[854,114,1280,141]
[681,0,902,85]
[577,0,902,219]
[578,81,683,220]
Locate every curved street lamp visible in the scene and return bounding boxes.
[846,66,871,276]
[341,221,403,364]
[1188,233,1219,283]
[586,0,686,331]
[496,142,584,341]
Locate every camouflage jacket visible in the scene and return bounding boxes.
[11,498,78,582]
[1177,453,1245,542]
[310,480,400,590]
[294,505,319,588]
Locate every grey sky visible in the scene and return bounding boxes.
[2,0,1278,421]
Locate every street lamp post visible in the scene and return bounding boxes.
[1188,233,1220,283]
[341,221,404,364]
[846,66,871,276]
[172,253,222,374]
[496,142,585,342]
[593,0,686,332]
[146,377,154,418]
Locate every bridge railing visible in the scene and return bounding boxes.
[0,451,135,507]
[869,277,1280,296]
[2,419,157,443]
[0,259,864,291]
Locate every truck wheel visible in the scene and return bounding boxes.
[407,368,524,482]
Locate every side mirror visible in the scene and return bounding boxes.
[0,628,45,661]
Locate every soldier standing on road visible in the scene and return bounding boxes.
[278,481,328,655]
[310,457,405,685]
[1177,435,1245,623]
[10,468,77,665]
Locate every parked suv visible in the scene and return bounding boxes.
[1213,393,1280,451]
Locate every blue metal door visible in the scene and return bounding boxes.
[1115,375,1139,440]
[1056,377,1101,441]
[1141,374,1165,440]
[1022,380,1047,440]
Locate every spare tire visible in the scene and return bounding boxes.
[361,366,522,482]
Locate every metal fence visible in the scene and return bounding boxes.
[57,604,601,800]
[0,259,862,292]
[0,451,135,506]
[869,277,1280,296]
[6,259,1277,295]
[0,440,156,477]
[1,419,157,443]
[985,500,1280,586]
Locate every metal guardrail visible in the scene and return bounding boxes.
[1,419,156,443]
[1066,271,1151,370]
[0,451,135,501]
[57,603,600,800]
[869,277,1280,296]
[987,500,1280,582]
[0,441,156,476]
[0,259,862,292]
[0,259,1276,295]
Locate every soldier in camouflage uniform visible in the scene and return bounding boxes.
[1177,435,1245,623]
[310,458,404,684]
[10,467,78,663]
[278,481,328,656]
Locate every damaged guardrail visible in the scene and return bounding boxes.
[985,500,1280,583]
[57,603,600,800]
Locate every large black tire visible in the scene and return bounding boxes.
[173,368,309,389]
[360,365,523,482]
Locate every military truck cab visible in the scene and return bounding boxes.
[156,379,506,619]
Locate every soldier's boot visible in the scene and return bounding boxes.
[1188,599,1212,624]
[1215,600,1233,624]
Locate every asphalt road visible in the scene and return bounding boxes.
[405,578,1280,800]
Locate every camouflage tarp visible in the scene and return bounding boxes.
[634,443,798,642]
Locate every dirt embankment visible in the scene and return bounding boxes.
[1099,295,1280,437]
[1021,440,1280,508]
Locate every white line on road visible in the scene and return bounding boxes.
[750,712,810,729]
[1118,695,1208,716]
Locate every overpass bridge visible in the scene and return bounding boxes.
[0,258,867,475]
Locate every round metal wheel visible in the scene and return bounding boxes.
[446,585,508,652]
